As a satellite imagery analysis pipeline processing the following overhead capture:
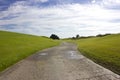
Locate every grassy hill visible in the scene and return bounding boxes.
[0,31,60,72]
[76,34,120,74]
[67,34,120,75]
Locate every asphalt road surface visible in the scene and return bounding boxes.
[0,42,120,80]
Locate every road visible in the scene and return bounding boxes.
[0,42,120,80]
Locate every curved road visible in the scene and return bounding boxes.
[0,42,120,80]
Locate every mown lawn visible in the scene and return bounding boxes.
[0,31,60,72]
[68,34,120,75]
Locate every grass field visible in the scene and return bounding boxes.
[0,31,60,72]
[68,34,120,75]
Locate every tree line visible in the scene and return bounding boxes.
[49,33,112,40]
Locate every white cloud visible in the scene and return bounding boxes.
[91,0,96,4]
[101,0,120,9]
[29,0,48,3]
[103,0,120,4]
[0,1,120,38]
[37,0,48,3]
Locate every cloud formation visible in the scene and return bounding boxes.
[0,0,120,38]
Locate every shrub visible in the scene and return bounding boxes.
[50,34,60,40]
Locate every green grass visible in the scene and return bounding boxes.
[0,31,60,72]
[67,34,120,75]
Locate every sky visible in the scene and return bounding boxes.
[0,0,120,38]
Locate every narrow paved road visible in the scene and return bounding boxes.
[0,42,120,80]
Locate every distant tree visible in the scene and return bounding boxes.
[104,33,111,36]
[72,37,76,39]
[50,34,60,40]
[96,34,103,37]
[76,34,80,39]
[96,33,111,37]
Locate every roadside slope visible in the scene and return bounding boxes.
[0,30,60,72]
[73,34,120,75]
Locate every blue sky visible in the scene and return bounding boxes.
[0,0,120,38]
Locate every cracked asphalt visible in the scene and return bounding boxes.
[0,42,120,80]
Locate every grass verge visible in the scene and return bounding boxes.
[67,34,120,75]
[0,31,60,72]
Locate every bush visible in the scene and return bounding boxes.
[50,34,60,40]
